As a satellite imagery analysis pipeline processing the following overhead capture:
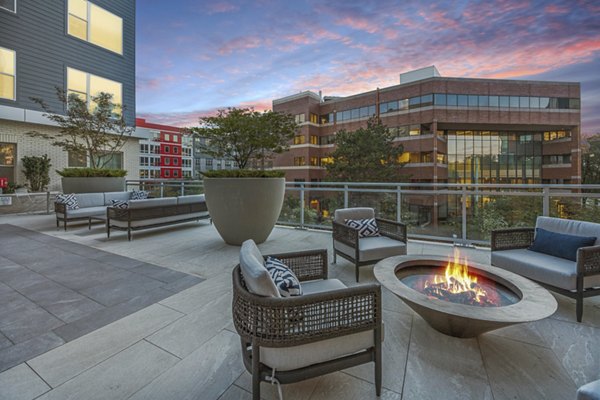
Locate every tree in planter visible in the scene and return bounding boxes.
[190,107,297,173]
[21,154,51,192]
[325,117,406,182]
[27,88,133,176]
[582,133,600,184]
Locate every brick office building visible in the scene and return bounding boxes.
[272,66,581,186]
[272,66,581,225]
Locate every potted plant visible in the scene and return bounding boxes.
[190,107,297,245]
[28,89,133,193]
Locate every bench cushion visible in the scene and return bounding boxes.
[74,193,104,208]
[57,206,106,219]
[578,379,600,400]
[177,194,205,205]
[109,212,207,228]
[302,278,347,295]
[104,192,131,205]
[335,236,407,261]
[128,197,177,209]
[491,248,600,290]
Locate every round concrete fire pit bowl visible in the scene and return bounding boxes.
[374,255,557,338]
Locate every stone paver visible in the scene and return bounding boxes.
[0,364,50,400]
[0,213,596,400]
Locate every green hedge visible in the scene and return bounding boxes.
[57,168,127,177]
[202,170,285,178]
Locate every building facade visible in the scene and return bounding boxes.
[272,66,581,186]
[0,0,138,191]
[191,136,237,177]
[135,118,193,179]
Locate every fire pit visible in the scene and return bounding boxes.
[374,251,557,338]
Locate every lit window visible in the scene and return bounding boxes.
[0,47,16,100]
[294,157,306,166]
[294,113,305,123]
[310,113,318,124]
[68,0,123,54]
[293,135,305,145]
[67,67,122,116]
[0,0,16,12]
[310,135,318,145]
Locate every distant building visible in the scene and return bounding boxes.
[0,1,138,190]
[135,118,193,179]
[191,136,237,178]
[272,66,581,186]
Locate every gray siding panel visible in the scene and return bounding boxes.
[0,0,135,125]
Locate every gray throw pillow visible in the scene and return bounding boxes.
[239,240,280,297]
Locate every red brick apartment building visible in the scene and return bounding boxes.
[135,118,193,179]
[272,66,581,186]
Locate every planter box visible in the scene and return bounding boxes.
[61,177,125,193]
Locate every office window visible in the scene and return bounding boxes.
[446,94,457,106]
[530,97,540,108]
[359,106,369,118]
[509,96,520,108]
[68,0,123,54]
[294,157,306,166]
[468,95,478,107]
[67,67,122,116]
[409,96,421,109]
[310,135,318,145]
[499,96,509,107]
[310,113,318,123]
[489,96,499,107]
[0,0,16,12]
[434,94,446,105]
[457,95,468,106]
[293,135,305,145]
[519,96,529,108]
[478,95,488,107]
[68,151,87,167]
[0,47,16,100]
[310,157,318,166]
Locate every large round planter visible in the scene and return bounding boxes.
[61,177,126,193]
[203,177,285,245]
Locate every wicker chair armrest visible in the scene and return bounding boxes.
[577,245,600,277]
[491,227,535,251]
[332,220,359,248]
[233,268,381,348]
[376,218,407,243]
[264,249,328,281]
[54,202,67,214]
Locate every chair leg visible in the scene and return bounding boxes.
[355,263,360,282]
[576,295,583,322]
[252,345,261,400]
[375,333,382,396]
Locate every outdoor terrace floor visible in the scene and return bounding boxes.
[0,213,598,400]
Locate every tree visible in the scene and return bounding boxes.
[190,107,297,170]
[28,88,133,171]
[582,133,600,184]
[325,117,405,182]
[21,154,51,192]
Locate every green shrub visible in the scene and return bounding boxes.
[57,168,127,177]
[202,170,285,178]
[21,154,51,192]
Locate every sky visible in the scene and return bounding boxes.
[136,0,600,135]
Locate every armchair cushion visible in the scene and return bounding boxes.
[491,248,600,290]
[265,256,302,297]
[345,218,380,238]
[301,278,346,295]
[239,240,280,298]
[56,193,80,210]
[578,379,600,400]
[334,207,375,223]
[260,329,375,371]
[335,236,407,262]
[529,228,595,261]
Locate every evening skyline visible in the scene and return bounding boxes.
[136,0,600,135]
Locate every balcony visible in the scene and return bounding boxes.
[0,182,599,399]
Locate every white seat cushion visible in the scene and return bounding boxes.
[335,236,407,262]
[491,248,600,290]
[302,279,347,295]
[260,329,375,371]
[57,206,106,219]
[578,379,600,400]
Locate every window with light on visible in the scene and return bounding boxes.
[0,47,16,100]
[68,0,123,54]
[67,67,122,117]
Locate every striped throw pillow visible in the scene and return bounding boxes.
[265,256,302,297]
[56,193,79,210]
[111,199,129,209]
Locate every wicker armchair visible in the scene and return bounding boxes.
[491,217,600,322]
[332,207,407,281]
[232,248,382,400]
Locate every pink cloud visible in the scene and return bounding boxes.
[207,2,239,14]
[218,36,266,55]
[335,15,379,34]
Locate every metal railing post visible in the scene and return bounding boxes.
[344,185,349,208]
[160,182,164,198]
[542,187,550,216]
[396,185,402,223]
[180,181,185,196]
[299,183,305,228]
[461,186,467,241]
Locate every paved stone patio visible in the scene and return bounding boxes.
[0,213,599,400]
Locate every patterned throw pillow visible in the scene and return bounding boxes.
[345,218,380,238]
[265,256,302,297]
[56,193,79,210]
[130,190,149,200]
[111,199,129,209]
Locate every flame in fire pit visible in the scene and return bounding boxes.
[422,248,500,306]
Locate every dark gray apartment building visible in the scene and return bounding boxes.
[0,0,138,190]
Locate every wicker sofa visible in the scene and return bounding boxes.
[232,241,382,400]
[107,195,209,241]
[491,216,600,322]
[55,191,131,231]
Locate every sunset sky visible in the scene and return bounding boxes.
[136,0,600,135]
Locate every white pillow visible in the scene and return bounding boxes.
[239,240,280,297]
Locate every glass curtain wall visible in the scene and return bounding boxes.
[447,130,542,184]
